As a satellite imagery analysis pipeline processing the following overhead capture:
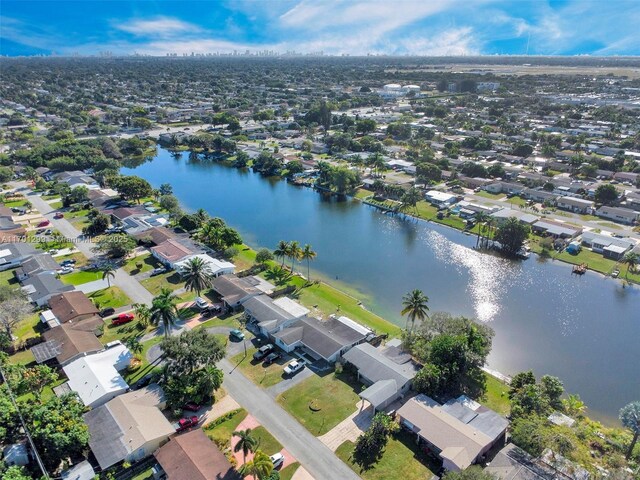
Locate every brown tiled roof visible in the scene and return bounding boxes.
[42,317,103,364]
[49,291,99,323]
[111,206,147,220]
[133,227,177,246]
[151,239,194,263]
[154,429,240,480]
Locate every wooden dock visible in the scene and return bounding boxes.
[572,263,588,275]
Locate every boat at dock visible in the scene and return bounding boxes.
[572,263,588,275]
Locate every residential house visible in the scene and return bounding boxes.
[483,182,526,195]
[62,342,132,408]
[84,385,174,470]
[595,206,639,225]
[174,254,235,278]
[613,171,639,184]
[132,226,179,246]
[60,461,95,480]
[556,197,594,214]
[110,206,149,225]
[210,274,262,309]
[0,242,37,271]
[31,317,104,366]
[458,176,493,190]
[151,239,197,269]
[342,340,418,411]
[484,444,555,480]
[273,315,372,363]
[522,188,558,204]
[425,190,458,207]
[490,209,538,226]
[531,220,582,239]
[21,273,74,306]
[14,252,59,281]
[243,294,295,336]
[397,394,507,472]
[48,291,99,324]
[154,429,240,480]
[0,205,26,241]
[580,232,635,260]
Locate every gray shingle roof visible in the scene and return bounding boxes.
[359,379,398,409]
[342,343,418,387]
[244,294,293,330]
[84,405,128,469]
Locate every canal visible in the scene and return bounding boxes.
[123,148,640,423]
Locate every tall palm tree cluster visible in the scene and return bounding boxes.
[273,240,317,281]
[232,429,274,480]
[182,256,214,296]
[474,212,496,249]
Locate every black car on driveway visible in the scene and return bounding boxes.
[253,344,274,361]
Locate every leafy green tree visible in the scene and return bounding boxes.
[412,364,443,396]
[24,393,89,469]
[161,328,225,377]
[2,466,32,480]
[94,234,136,258]
[255,248,274,265]
[0,385,20,443]
[562,394,586,418]
[233,428,259,465]
[540,375,564,410]
[62,185,89,207]
[494,217,530,256]
[150,288,179,337]
[353,413,398,469]
[159,194,180,214]
[594,183,619,205]
[510,415,549,456]
[0,288,33,340]
[400,289,429,331]
[112,175,153,203]
[182,256,213,297]
[22,365,59,395]
[619,401,640,459]
[163,365,223,411]
[83,213,109,236]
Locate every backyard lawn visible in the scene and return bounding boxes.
[277,372,361,435]
[123,336,164,384]
[335,430,438,480]
[231,347,289,388]
[480,373,511,416]
[0,268,19,288]
[12,313,42,343]
[88,286,131,309]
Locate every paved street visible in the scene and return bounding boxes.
[219,358,360,480]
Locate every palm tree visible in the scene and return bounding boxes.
[101,263,116,288]
[150,288,179,337]
[400,289,430,331]
[475,212,489,248]
[301,244,317,282]
[274,240,289,268]
[622,252,638,279]
[182,256,213,297]
[238,450,273,480]
[133,303,151,328]
[232,428,259,465]
[288,240,302,272]
[367,153,386,177]
[125,336,143,355]
[562,394,586,417]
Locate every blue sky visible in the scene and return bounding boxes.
[1,0,639,57]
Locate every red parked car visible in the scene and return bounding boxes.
[37,220,50,227]
[54,212,64,219]
[174,416,199,432]
[111,313,134,326]
[183,402,201,412]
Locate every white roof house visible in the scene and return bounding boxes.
[425,190,458,206]
[273,297,310,318]
[174,254,235,277]
[39,309,60,329]
[63,342,132,408]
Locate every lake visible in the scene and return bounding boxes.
[123,148,640,423]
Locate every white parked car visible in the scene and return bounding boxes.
[270,452,284,468]
[57,266,73,275]
[283,360,304,376]
[195,297,209,310]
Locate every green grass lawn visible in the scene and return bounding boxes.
[0,268,19,288]
[130,468,153,480]
[292,278,401,337]
[279,463,300,480]
[88,286,131,309]
[49,201,63,209]
[480,373,511,416]
[277,372,361,435]
[59,269,103,285]
[204,408,248,449]
[140,270,185,295]
[555,248,618,276]
[9,348,35,365]
[354,188,374,200]
[57,252,89,268]
[3,199,29,208]
[123,253,161,275]
[251,425,283,456]
[12,313,42,343]
[507,196,527,207]
[596,221,624,230]
[231,347,288,388]
[233,244,258,271]
[335,430,438,480]
[124,336,164,384]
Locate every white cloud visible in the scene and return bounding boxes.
[116,16,200,37]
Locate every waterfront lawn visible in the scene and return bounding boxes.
[233,245,258,271]
[480,373,511,416]
[251,426,283,456]
[292,278,401,337]
[335,430,438,480]
[279,463,300,480]
[276,371,361,435]
[140,270,184,295]
[354,188,373,200]
[60,269,103,285]
[230,347,288,388]
[0,268,19,288]
[555,248,617,276]
[88,287,131,309]
[204,408,248,449]
[123,253,160,275]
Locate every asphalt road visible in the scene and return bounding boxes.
[219,357,360,480]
